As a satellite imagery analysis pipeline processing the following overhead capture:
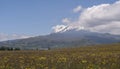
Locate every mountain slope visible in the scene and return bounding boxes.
[0,30,120,50]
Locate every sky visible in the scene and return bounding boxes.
[0,0,119,41]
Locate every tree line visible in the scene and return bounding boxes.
[0,46,20,51]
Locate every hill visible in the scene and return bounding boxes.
[0,30,120,50]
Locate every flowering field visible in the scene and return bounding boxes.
[0,44,120,69]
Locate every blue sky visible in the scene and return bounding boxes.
[0,0,118,36]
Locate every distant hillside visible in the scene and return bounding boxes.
[0,30,120,50]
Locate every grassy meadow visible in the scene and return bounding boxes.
[0,43,120,69]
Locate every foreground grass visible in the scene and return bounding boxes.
[0,44,120,69]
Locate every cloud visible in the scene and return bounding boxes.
[0,33,32,41]
[52,0,120,35]
[78,1,120,34]
[62,18,71,24]
[73,5,82,13]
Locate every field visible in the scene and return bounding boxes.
[0,44,120,69]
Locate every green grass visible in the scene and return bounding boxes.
[0,43,120,69]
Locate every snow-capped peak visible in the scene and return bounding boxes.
[52,25,85,33]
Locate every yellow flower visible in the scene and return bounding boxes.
[57,57,67,63]
[38,57,46,60]
[25,67,31,69]
[82,60,87,63]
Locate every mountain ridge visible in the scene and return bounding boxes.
[0,30,120,50]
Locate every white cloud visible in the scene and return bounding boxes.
[62,18,70,24]
[78,1,120,34]
[52,0,120,35]
[0,33,32,41]
[73,5,82,13]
